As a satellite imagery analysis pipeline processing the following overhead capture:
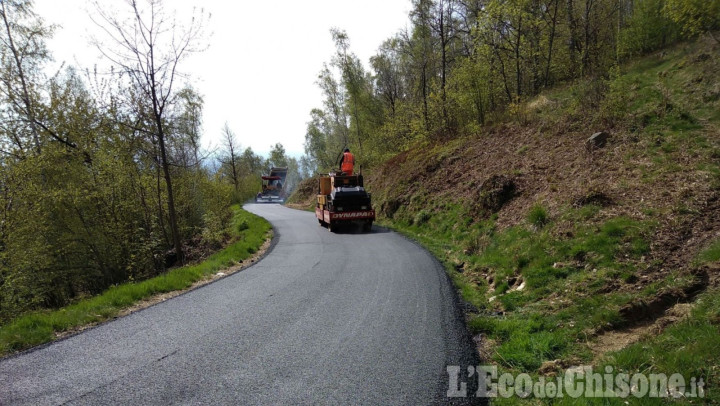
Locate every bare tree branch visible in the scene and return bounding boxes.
[91,0,208,265]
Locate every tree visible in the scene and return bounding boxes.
[92,0,208,264]
[331,28,367,154]
[428,0,460,130]
[664,0,720,43]
[172,85,204,168]
[217,146,264,203]
[317,64,350,149]
[619,0,679,57]
[0,0,77,156]
[304,108,333,173]
[221,123,240,192]
[408,0,437,132]
[302,0,697,176]
[371,37,406,120]
[267,143,288,169]
[543,0,562,87]
[239,147,264,176]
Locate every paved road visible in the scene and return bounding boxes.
[0,204,480,405]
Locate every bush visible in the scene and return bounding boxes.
[619,0,680,58]
[527,204,549,228]
[600,67,631,122]
[414,210,431,226]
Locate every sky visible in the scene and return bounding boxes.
[33,0,412,158]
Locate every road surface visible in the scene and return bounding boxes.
[0,204,480,405]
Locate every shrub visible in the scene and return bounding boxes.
[414,210,431,226]
[201,212,229,249]
[527,204,549,228]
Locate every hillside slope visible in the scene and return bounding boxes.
[368,38,719,402]
[291,37,720,403]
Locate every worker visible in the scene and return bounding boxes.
[339,148,355,175]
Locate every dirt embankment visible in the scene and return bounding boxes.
[285,177,316,210]
[362,38,720,362]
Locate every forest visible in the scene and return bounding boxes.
[303,0,719,171]
[0,0,299,322]
[1,0,717,323]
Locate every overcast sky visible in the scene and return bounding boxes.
[33,0,412,158]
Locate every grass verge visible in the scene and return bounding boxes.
[553,243,720,405]
[0,205,271,357]
[371,37,719,404]
[379,202,656,363]
[380,207,718,404]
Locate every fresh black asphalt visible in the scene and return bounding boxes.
[0,204,482,405]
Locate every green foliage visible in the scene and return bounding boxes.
[0,130,241,322]
[0,206,271,355]
[267,143,288,168]
[600,66,631,122]
[372,21,719,400]
[384,195,655,372]
[301,0,713,170]
[663,0,720,40]
[527,204,549,228]
[201,211,229,250]
[0,1,251,325]
[619,0,681,57]
[413,210,432,226]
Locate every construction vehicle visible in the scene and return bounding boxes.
[255,167,288,203]
[315,172,375,232]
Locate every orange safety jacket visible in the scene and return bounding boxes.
[340,152,355,175]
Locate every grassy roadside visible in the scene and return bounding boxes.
[278,36,720,403]
[381,215,719,404]
[376,207,659,365]
[0,205,271,357]
[367,37,719,404]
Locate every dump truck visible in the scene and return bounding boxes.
[315,173,374,232]
[255,167,288,203]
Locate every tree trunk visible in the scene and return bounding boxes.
[1,2,40,154]
[421,63,430,131]
[566,0,580,77]
[155,150,170,249]
[151,74,183,264]
[582,0,594,73]
[515,14,523,98]
[544,0,560,87]
[493,40,513,102]
[439,4,449,129]
[156,128,183,265]
[231,158,239,192]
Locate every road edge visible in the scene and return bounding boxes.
[369,224,486,405]
[0,225,280,362]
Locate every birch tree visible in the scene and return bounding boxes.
[92,0,208,264]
